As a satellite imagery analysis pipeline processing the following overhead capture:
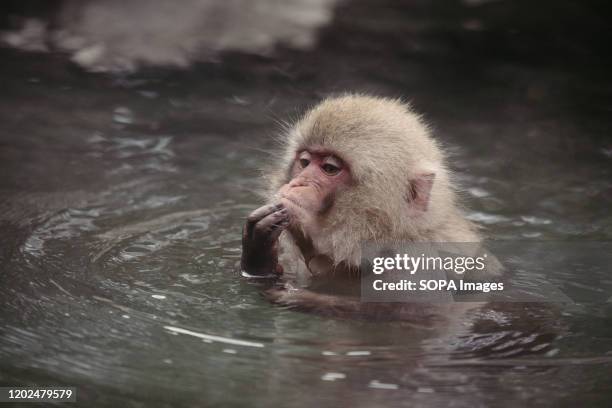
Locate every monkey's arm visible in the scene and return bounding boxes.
[241,203,289,277]
[264,287,447,325]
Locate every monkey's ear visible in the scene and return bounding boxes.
[407,173,435,212]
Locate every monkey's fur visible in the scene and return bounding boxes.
[266,95,480,270]
[252,94,495,321]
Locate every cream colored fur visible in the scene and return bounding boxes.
[264,94,480,269]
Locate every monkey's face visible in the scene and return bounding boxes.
[278,148,351,227]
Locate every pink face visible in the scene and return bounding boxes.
[279,147,351,220]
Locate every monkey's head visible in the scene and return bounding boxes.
[267,95,461,266]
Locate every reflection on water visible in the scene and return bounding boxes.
[1,0,612,406]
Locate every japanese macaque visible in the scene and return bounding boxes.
[241,95,491,323]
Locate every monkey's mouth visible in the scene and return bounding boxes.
[280,194,304,209]
[280,194,314,213]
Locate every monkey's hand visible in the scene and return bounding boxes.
[241,203,289,278]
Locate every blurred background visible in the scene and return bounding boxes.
[0,1,611,407]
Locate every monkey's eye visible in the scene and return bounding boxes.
[297,151,312,168]
[321,163,341,175]
[321,156,343,175]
